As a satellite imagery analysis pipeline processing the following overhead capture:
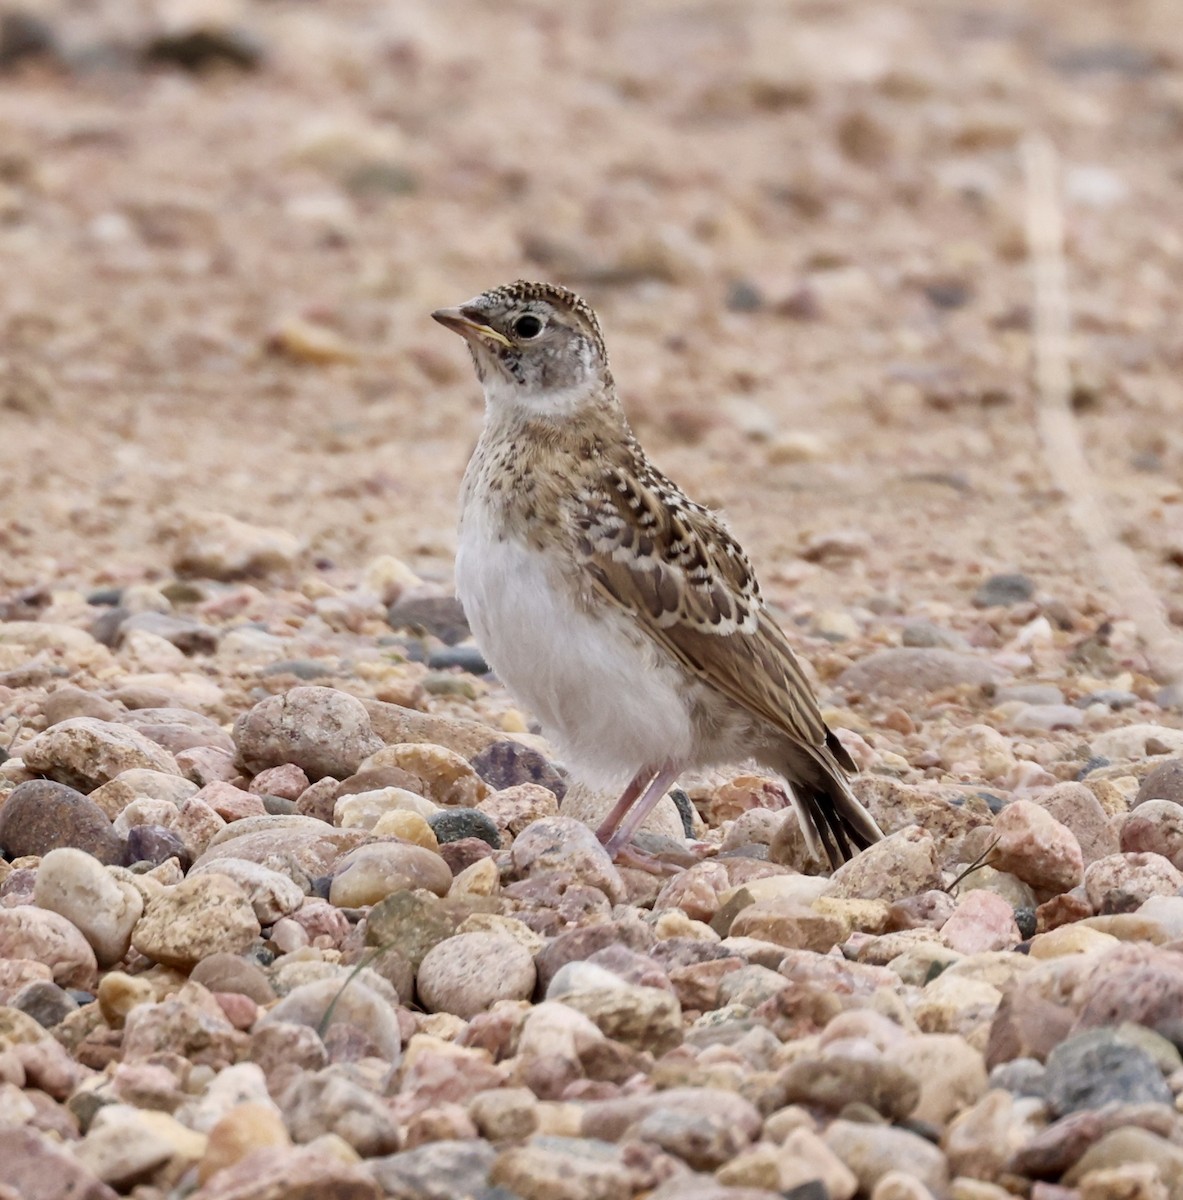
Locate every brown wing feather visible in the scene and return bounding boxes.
[573,454,850,768]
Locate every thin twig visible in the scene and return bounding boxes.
[1022,135,1183,690]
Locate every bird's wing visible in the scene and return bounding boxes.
[572,457,853,770]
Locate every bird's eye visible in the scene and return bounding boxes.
[512,314,543,340]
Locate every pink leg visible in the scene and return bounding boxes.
[603,763,682,858]
[595,767,656,846]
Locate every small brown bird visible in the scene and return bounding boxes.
[433,280,882,868]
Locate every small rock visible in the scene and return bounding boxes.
[973,573,1035,607]
[1134,759,1183,808]
[0,906,97,988]
[991,801,1084,895]
[260,977,401,1061]
[360,742,488,807]
[1091,725,1183,761]
[20,716,182,792]
[883,1033,988,1125]
[826,828,942,902]
[248,763,310,801]
[329,842,452,906]
[11,978,78,1029]
[417,932,537,1018]
[233,686,383,780]
[471,740,568,799]
[183,1144,381,1199]
[941,891,1020,954]
[491,1136,638,1200]
[197,1100,289,1185]
[369,1139,498,1200]
[387,590,471,645]
[33,848,143,967]
[1038,782,1121,865]
[170,511,301,580]
[1044,1029,1172,1115]
[838,648,1005,697]
[0,779,124,865]
[189,858,304,924]
[1084,853,1183,912]
[729,900,850,952]
[777,1054,919,1122]
[0,1126,118,1200]
[190,953,275,1005]
[1121,801,1183,869]
[630,1090,761,1170]
[428,807,501,848]
[823,1120,949,1197]
[556,980,682,1054]
[131,874,260,969]
[511,817,626,905]
[278,1064,399,1155]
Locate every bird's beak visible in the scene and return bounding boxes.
[431,306,512,348]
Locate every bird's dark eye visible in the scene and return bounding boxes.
[512,314,543,339]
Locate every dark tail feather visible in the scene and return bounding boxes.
[763,741,883,869]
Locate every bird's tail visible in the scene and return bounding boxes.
[760,734,883,869]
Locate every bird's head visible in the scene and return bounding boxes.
[432,280,611,417]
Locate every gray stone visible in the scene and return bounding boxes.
[369,1139,498,1200]
[1043,1029,1172,1115]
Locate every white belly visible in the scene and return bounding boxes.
[455,521,694,788]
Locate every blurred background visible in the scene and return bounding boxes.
[0,0,1180,624]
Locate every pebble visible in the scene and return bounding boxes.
[838,648,1005,696]
[777,1054,919,1121]
[729,900,850,952]
[131,874,261,969]
[33,848,143,967]
[823,1120,950,1197]
[511,817,627,905]
[233,685,383,780]
[490,1135,639,1200]
[170,511,302,580]
[197,1100,290,1184]
[826,828,942,902]
[185,1144,382,1199]
[0,778,125,865]
[557,978,683,1054]
[369,1139,498,1199]
[428,807,501,848]
[991,801,1084,895]
[972,573,1035,607]
[1043,1029,1173,1114]
[0,906,97,988]
[417,932,537,1018]
[1092,725,1183,760]
[1121,801,1183,870]
[19,717,182,791]
[1038,782,1121,865]
[89,768,198,819]
[1133,758,1183,807]
[941,890,1020,954]
[360,742,489,807]
[470,740,569,799]
[260,976,401,1061]
[329,842,452,906]
[189,858,304,924]
[1084,853,1183,911]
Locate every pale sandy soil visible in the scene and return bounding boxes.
[0,0,1180,637]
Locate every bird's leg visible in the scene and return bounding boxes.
[603,763,682,858]
[594,767,655,847]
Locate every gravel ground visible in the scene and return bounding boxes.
[2,1,1183,1198]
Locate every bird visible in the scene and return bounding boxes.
[432,280,883,870]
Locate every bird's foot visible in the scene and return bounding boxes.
[612,843,685,876]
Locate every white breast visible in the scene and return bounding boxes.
[455,508,695,789]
